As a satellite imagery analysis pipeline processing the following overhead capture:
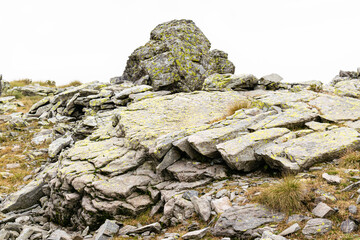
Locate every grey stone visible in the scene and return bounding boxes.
[48,229,72,240]
[302,218,332,236]
[1,163,56,213]
[190,196,211,221]
[16,227,38,240]
[305,121,331,131]
[123,20,234,92]
[279,223,300,236]
[202,73,258,91]
[166,160,227,182]
[94,219,120,240]
[349,205,357,214]
[312,202,335,218]
[340,219,358,233]
[156,148,181,173]
[217,128,290,172]
[211,197,232,214]
[260,231,288,240]
[129,222,161,234]
[322,173,342,185]
[0,229,10,240]
[182,227,209,239]
[259,127,360,172]
[182,190,198,201]
[213,204,285,238]
[48,135,73,158]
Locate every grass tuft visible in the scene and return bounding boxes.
[209,99,251,124]
[255,176,307,214]
[339,150,360,168]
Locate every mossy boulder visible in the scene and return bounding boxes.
[122,19,235,92]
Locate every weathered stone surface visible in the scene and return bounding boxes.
[123,91,245,150]
[202,73,257,91]
[48,229,72,240]
[302,218,332,236]
[191,196,211,221]
[182,227,209,239]
[249,109,317,131]
[1,163,56,213]
[322,173,342,185]
[122,19,234,92]
[167,160,227,182]
[213,204,285,238]
[259,127,360,171]
[312,202,335,218]
[217,128,290,172]
[129,222,161,234]
[48,135,73,158]
[279,223,301,236]
[94,219,120,240]
[305,121,331,131]
[309,94,360,121]
[260,231,288,240]
[114,85,153,99]
[340,219,358,233]
[211,197,232,214]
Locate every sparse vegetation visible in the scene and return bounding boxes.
[339,149,360,168]
[255,176,308,214]
[9,79,56,88]
[58,80,82,88]
[209,99,251,124]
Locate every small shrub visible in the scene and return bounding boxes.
[340,150,360,168]
[255,176,307,214]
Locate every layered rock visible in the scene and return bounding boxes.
[122,19,235,92]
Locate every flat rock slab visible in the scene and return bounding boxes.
[258,127,360,171]
[213,204,285,238]
[217,128,290,172]
[302,218,332,236]
[120,91,247,149]
[309,94,360,121]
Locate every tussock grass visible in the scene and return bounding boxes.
[209,99,251,124]
[339,149,360,168]
[255,176,307,214]
[58,80,82,88]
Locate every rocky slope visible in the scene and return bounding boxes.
[1,19,360,240]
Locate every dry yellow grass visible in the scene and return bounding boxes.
[0,120,49,194]
[255,176,308,214]
[339,149,360,168]
[57,80,82,88]
[9,79,56,88]
[209,99,251,124]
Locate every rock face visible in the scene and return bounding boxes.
[122,19,235,92]
[213,204,285,239]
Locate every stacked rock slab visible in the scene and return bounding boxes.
[122,19,235,92]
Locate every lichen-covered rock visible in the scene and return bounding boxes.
[216,128,290,172]
[122,19,235,92]
[213,204,285,239]
[202,73,258,91]
[258,127,360,171]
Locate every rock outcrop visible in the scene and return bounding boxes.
[122,19,235,92]
[2,20,360,240]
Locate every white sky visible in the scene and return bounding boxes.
[0,0,359,85]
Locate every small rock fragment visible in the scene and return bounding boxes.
[312,202,335,218]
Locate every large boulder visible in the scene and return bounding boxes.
[122,19,235,92]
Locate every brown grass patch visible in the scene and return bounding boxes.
[58,80,82,88]
[255,176,308,214]
[339,149,360,168]
[209,99,251,124]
